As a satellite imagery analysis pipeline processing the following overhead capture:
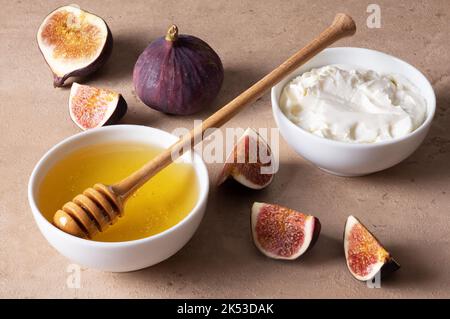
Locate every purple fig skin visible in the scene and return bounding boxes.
[380,257,401,279]
[133,26,224,115]
[52,26,113,87]
[103,94,128,126]
[307,217,321,253]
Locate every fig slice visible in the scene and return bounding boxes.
[344,215,400,281]
[69,83,127,130]
[251,202,321,260]
[37,5,113,87]
[217,128,274,190]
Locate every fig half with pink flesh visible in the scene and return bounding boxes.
[251,202,321,260]
[217,128,274,189]
[37,5,113,87]
[69,83,127,130]
[344,215,400,281]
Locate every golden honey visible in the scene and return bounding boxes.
[38,142,199,242]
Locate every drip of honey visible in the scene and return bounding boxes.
[38,142,199,242]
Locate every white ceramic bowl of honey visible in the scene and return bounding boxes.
[28,125,209,272]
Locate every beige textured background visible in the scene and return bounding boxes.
[1,0,449,298]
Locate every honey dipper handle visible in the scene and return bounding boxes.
[113,13,356,198]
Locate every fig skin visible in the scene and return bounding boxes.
[37,5,113,87]
[379,257,401,278]
[133,25,224,115]
[251,202,321,260]
[217,128,274,189]
[104,94,128,126]
[308,219,322,253]
[343,215,400,282]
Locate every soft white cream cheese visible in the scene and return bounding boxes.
[279,65,427,143]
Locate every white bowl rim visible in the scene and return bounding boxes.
[28,124,209,248]
[271,47,436,148]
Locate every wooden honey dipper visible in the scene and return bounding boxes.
[54,14,356,239]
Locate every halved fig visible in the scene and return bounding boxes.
[344,215,400,281]
[217,128,274,189]
[251,202,321,260]
[37,5,113,87]
[69,83,127,130]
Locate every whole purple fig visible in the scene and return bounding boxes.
[133,25,224,115]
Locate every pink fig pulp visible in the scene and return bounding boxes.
[251,202,321,260]
[344,215,400,281]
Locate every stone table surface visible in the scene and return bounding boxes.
[1,0,449,298]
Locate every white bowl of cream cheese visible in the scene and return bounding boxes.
[271,47,435,176]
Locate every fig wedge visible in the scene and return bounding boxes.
[217,128,274,189]
[251,202,321,260]
[344,215,400,281]
[37,5,113,87]
[69,83,127,130]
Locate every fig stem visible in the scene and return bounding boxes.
[165,24,178,42]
